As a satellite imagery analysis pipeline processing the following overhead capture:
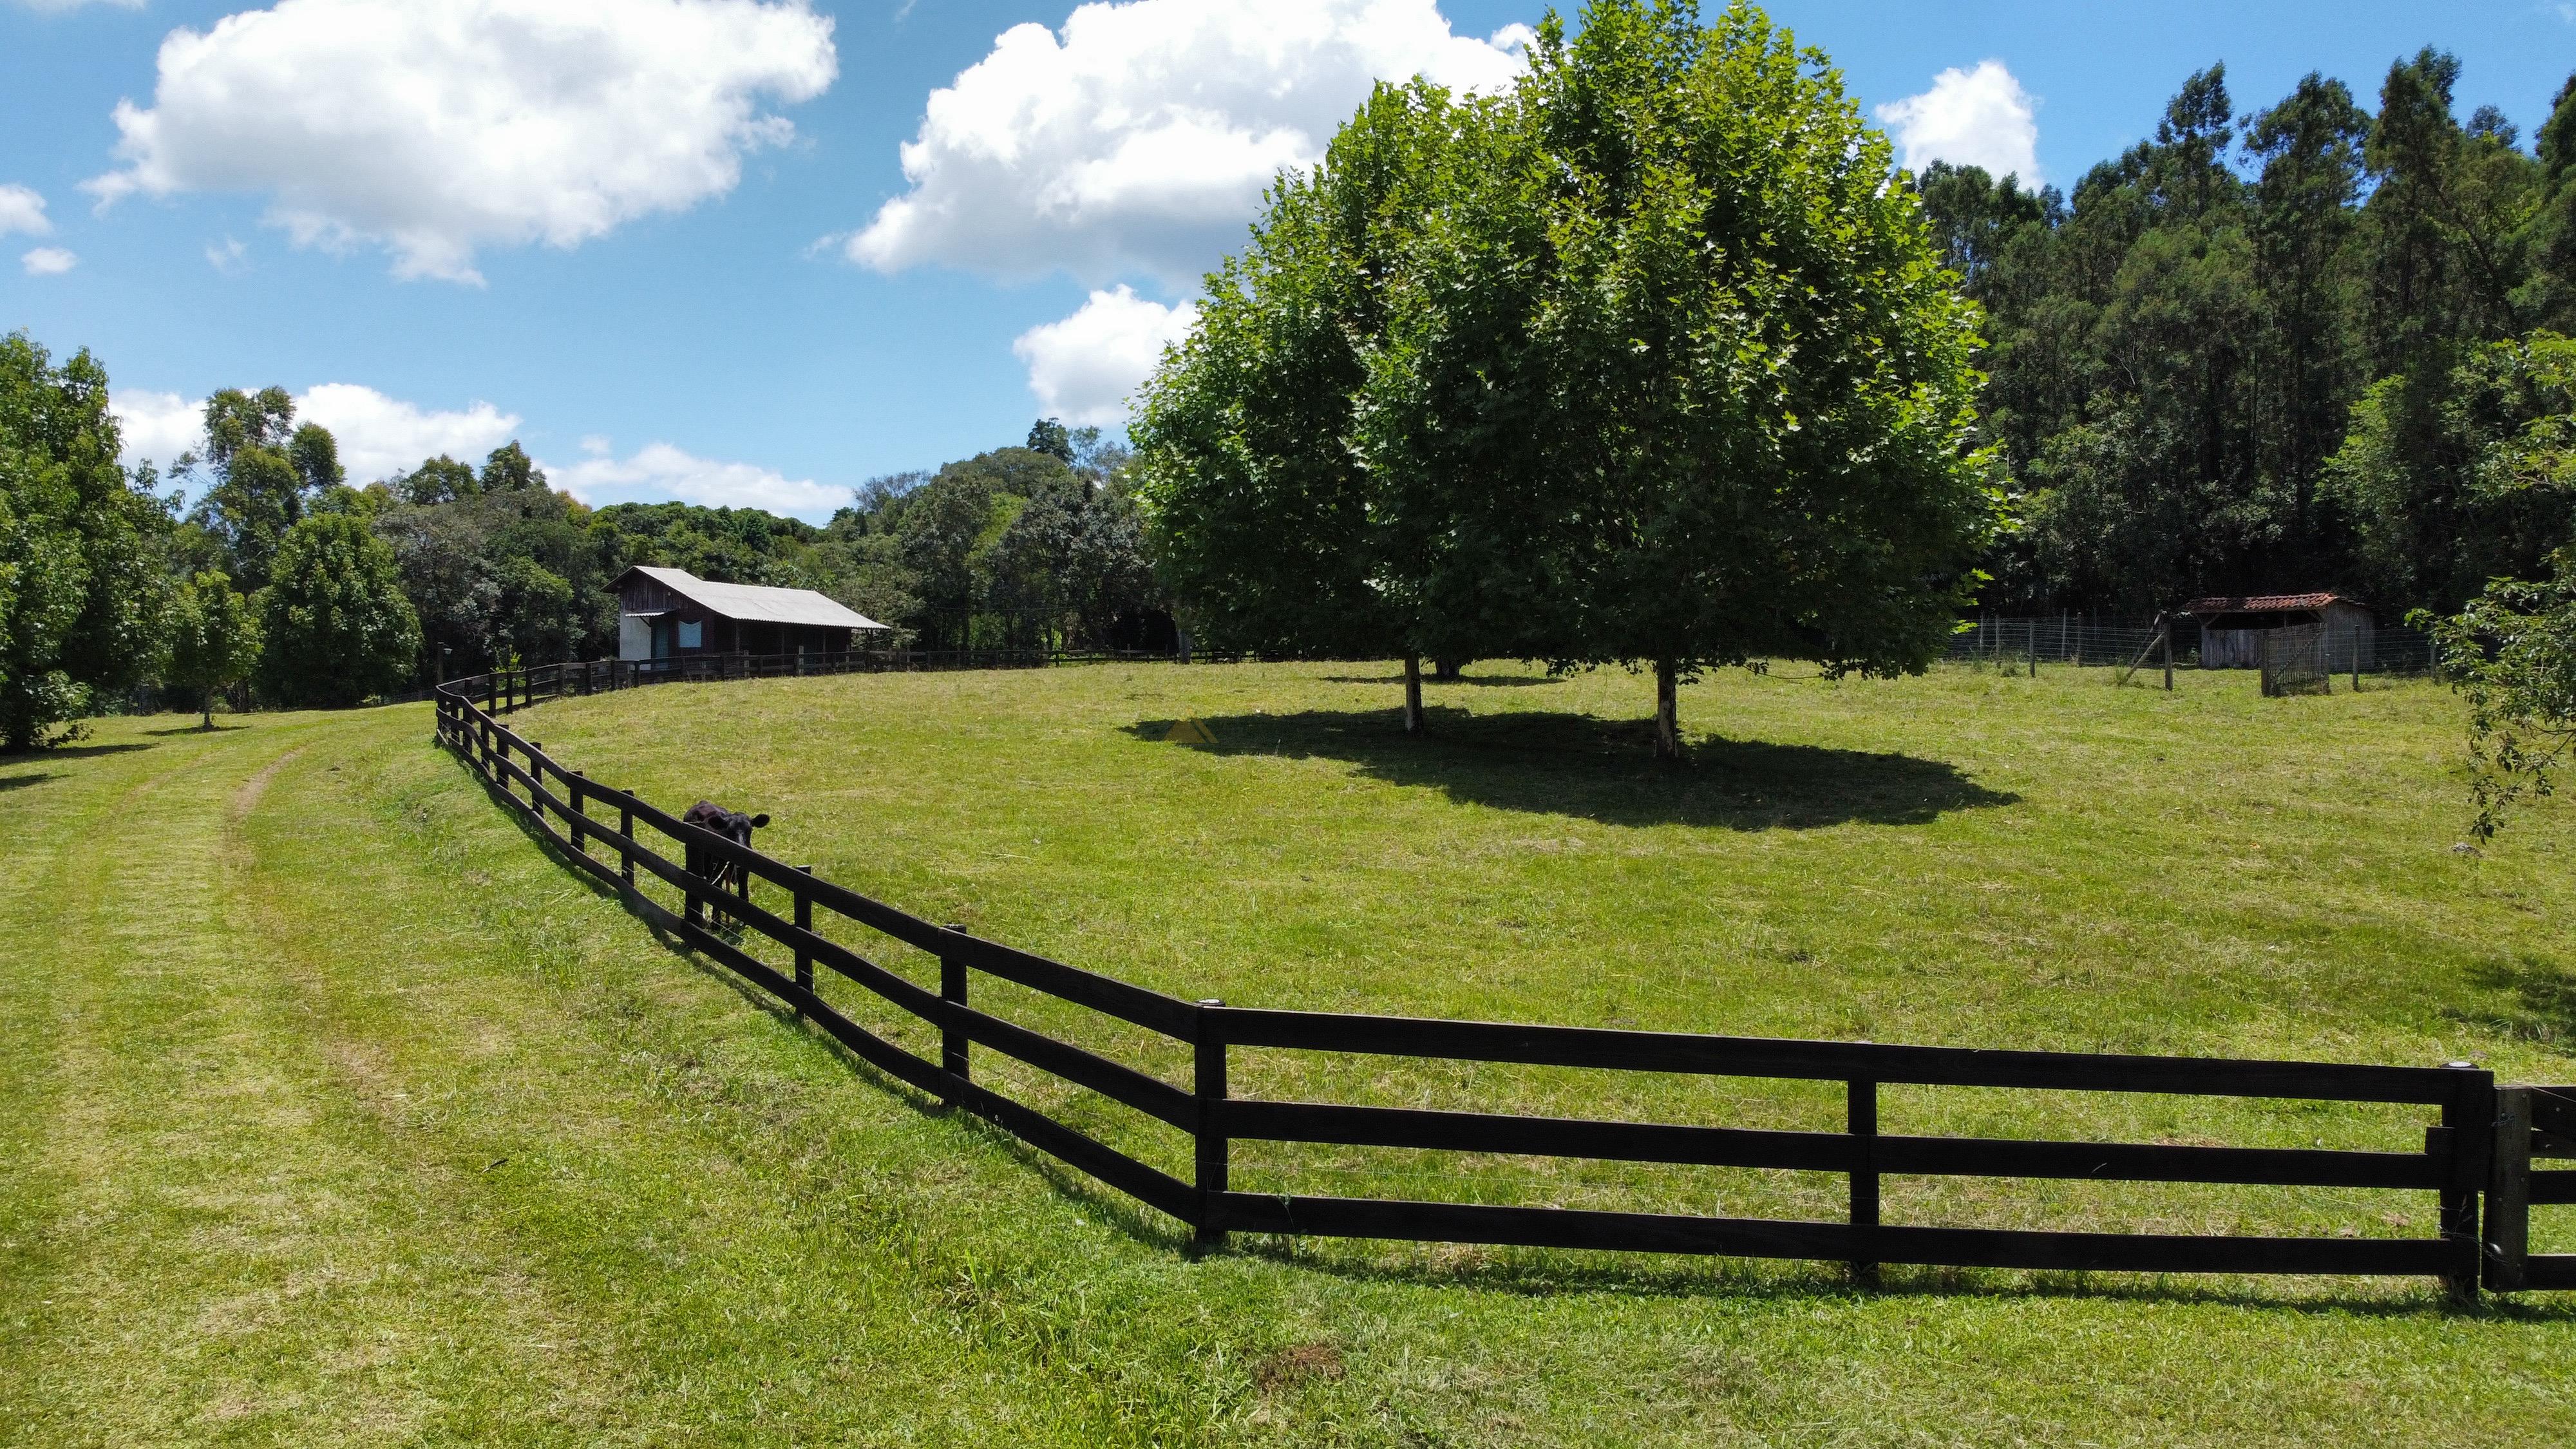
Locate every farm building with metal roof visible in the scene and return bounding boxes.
[614,565,885,663]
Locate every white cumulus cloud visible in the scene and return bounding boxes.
[850,0,1530,288]
[551,442,846,520]
[1877,60,2043,185]
[21,247,78,276]
[85,0,838,284]
[1013,285,1198,426]
[109,383,520,484]
[295,383,521,482]
[109,390,207,470]
[0,184,51,237]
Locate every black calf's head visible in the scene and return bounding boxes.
[682,799,770,846]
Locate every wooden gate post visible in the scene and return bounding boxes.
[2439,1063,2495,1302]
[1848,1077,1879,1286]
[940,923,970,1105]
[1195,998,1229,1251]
[2488,1085,2533,1292]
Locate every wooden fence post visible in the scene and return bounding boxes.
[2439,1063,2494,1301]
[1195,998,1229,1251]
[618,791,636,889]
[1849,1077,1879,1286]
[569,770,587,859]
[793,867,815,1013]
[941,923,970,1104]
[2488,1084,2533,1292]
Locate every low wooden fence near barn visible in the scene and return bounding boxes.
[433,661,2576,1297]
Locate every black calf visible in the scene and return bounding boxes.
[681,799,769,923]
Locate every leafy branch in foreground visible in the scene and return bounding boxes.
[2423,331,2576,838]
[2429,554,2576,838]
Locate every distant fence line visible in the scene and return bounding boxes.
[1946,616,2439,678]
[431,660,2576,1297]
[374,619,2442,711]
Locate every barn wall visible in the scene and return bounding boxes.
[2202,629,2264,668]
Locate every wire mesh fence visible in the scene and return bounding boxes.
[1944,616,2439,681]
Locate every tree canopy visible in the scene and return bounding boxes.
[1928,53,2576,616]
[163,570,260,729]
[1139,0,1997,754]
[0,332,169,750]
[256,513,421,708]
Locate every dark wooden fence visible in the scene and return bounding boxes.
[433,661,2570,1298]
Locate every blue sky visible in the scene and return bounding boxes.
[1,0,2570,520]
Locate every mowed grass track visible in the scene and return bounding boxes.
[0,663,2566,1444]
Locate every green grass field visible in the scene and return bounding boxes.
[7,659,2576,1444]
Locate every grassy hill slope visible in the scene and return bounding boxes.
[5,661,2574,1444]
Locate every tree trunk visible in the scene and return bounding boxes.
[1403,654,1425,735]
[1432,656,1465,681]
[1653,659,1684,761]
[201,691,214,732]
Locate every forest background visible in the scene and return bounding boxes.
[5,46,2575,744]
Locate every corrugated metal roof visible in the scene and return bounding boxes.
[623,565,886,630]
[2177,592,2363,615]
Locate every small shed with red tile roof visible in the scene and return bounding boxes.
[2176,593,2372,669]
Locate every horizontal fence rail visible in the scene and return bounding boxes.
[431,660,2562,1296]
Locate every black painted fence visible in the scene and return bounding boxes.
[433,661,2575,1296]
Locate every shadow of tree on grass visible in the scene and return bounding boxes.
[1320,672,1566,688]
[0,740,154,764]
[1126,706,2014,829]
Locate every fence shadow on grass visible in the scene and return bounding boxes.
[1236,1235,2570,1318]
[1127,706,2016,829]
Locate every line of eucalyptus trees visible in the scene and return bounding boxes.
[1923,53,2576,618]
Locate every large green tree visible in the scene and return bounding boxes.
[0,333,171,750]
[256,513,421,706]
[1359,1,1998,756]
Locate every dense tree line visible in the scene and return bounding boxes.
[0,335,1166,747]
[1922,53,2576,618]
